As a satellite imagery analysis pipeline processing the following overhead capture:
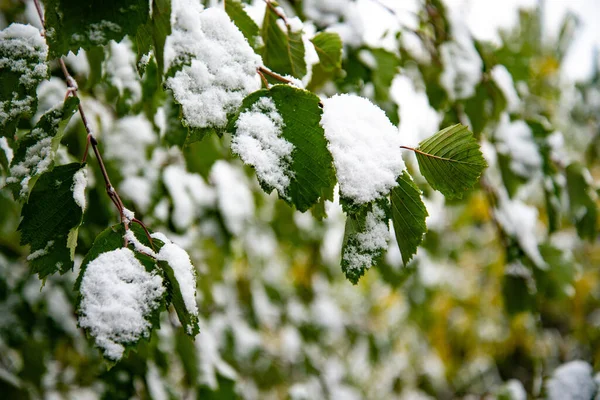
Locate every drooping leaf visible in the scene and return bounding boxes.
[390,172,428,265]
[310,32,342,72]
[261,4,307,79]
[5,96,79,201]
[44,0,150,58]
[228,84,335,212]
[414,124,487,199]
[135,0,171,74]
[17,162,86,279]
[75,223,166,363]
[565,163,598,240]
[0,23,49,138]
[225,0,261,51]
[341,199,390,284]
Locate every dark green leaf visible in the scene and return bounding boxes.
[310,32,342,71]
[565,163,597,240]
[17,162,86,279]
[341,199,390,284]
[414,124,487,199]
[44,0,150,58]
[261,4,306,79]
[5,96,79,201]
[229,85,335,211]
[390,172,428,265]
[0,23,49,138]
[135,0,171,74]
[533,244,576,300]
[225,0,261,51]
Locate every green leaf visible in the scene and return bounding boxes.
[390,172,428,265]
[75,223,166,363]
[5,96,79,201]
[17,162,86,279]
[229,85,335,212]
[414,124,487,199]
[261,4,307,79]
[0,23,49,138]
[310,32,342,72]
[533,244,576,300]
[565,163,598,240]
[225,0,261,51]
[44,0,150,58]
[135,0,171,74]
[341,199,390,284]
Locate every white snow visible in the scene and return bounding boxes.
[78,248,165,361]
[104,39,142,106]
[152,232,199,334]
[439,10,482,100]
[164,4,262,130]
[210,161,255,235]
[342,203,390,273]
[546,360,597,400]
[162,165,216,230]
[26,240,54,261]
[495,114,542,178]
[104,115,156,177]
[495,195,545,268]
[71,167,87,211]
[231,97,294,199]
[320,94,405,204]
[0,23,48,128]
[0,137,13,164]
[491,65,521,112]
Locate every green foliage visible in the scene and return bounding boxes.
[229,84,335,211]
[225,0,261,51]
[415,124,488,199]
[566,162,598,240]
[390,172,428,265]
[17,162,85,279]
[44,0,150,58]
[261,3,306,79]
[310,32,342,71]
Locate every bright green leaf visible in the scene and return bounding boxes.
[229,84,335,212]
[44,0,150,58]
[390,172,428,265]
[17,162,86,279]
[341,199,390,284]
[0,23,49,138]
[310,32,342,71]
[565,162,598,240]
[414,124,487,199]
[225,0,261,51]
[261,4,307,79]
[5,96,79,201]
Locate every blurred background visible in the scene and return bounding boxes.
[0,0,599,399]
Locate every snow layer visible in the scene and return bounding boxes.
[343,203,390,273]
[491,65,520,112]
[165,4,261,130]
[231,97,294,198]
[0,23,48,127]
[72,167,87,210]
[320,94,405,204]
[78,248,165,361]
[495,114,541,178]
[105,39,141,106]
[546,360,597,400]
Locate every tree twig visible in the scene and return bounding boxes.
[257,66,292,85]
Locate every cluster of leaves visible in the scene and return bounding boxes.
[0,0,598,399]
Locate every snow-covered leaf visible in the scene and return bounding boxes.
[5,96,79,201]
[320,94,405,208]
[414,124,487,199]
[225,0,261,51]
[44,0,150,58]
[152,232,200,336]
[566,163,597,240]
[341,199,390,284]
[310,32,342,71]
[165,4,261,142]
[390,172,428,265]
[261,4,306,79]
[0,23,49,138]
[229,85,335,211]
[76,223,165,362]
[17,162,86,279]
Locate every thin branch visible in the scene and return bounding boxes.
[257,68,270,88]
[257,66,292,85]
[263,0,288,24]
